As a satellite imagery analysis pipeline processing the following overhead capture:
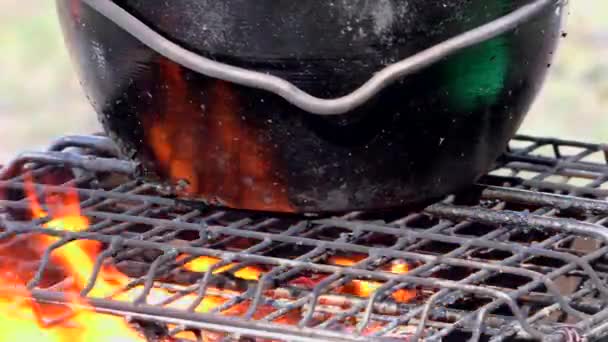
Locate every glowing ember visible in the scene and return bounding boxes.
[341,280,417,303]
[221,300,301,324]
[184,255,264,281]
[328,254,367,267]
[329,255,417,303]
[116,285,230,314]
[0,173,415,340]
[8,174,273,340]
[389,262,410,274]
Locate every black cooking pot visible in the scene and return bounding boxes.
[56,0,564,212]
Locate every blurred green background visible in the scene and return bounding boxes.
[0,1,606,161]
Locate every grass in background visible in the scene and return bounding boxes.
[0,1,98,160]
[526,1,608,141]
[0,0,606,160]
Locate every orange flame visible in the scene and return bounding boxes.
[0,276,142,341]
[9,173,279,340]
[0,173,143,340]
[329,255,417,303]
[0,173,416,340]
[5,174,267,339]
[24,172,129,298]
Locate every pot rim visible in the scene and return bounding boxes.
[82,0,563,116]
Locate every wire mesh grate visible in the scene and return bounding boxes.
[0,134,607,341]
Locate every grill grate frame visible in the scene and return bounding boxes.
[0,134,607,341]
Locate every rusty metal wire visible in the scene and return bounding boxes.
[0,134,607,342]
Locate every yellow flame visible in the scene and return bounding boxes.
[184,256,264,281]
[329,256,417,303]
[14,173,144,340]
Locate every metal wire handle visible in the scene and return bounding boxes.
[83,0,562,116]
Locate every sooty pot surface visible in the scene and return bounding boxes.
[57,0,564,212]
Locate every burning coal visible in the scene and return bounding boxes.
[0,172,416,340]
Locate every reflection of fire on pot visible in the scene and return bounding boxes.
[144,61,294,212]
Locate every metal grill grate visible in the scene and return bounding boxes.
[0,135,607,341]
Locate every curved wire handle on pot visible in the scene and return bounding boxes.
[83,0,565,116]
